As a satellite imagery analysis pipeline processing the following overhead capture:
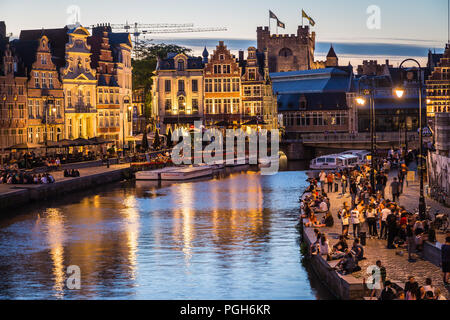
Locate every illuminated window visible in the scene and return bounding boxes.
[205,79,213,92]
[192,79,198,92]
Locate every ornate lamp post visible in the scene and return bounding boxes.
[355,75,376,194]
[394,58,426,220]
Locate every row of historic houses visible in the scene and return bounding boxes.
[0,23,133,151]
[151,41,279,134]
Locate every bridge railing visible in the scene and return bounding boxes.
[298,132,419,143]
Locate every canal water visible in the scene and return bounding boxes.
[0,165,333,300]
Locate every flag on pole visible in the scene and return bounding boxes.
[269,10,278,20]
[269,10,285,29]
[302,9,316,26]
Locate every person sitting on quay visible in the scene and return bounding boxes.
[304,213,326,228]
[329,235,348,260]
[333,249,361,275]
[64,169,81,178]
[351,238,365,261]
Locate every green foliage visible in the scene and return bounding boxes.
[153,129,161,150]
[132,42,192,91]
[132,42,192,131]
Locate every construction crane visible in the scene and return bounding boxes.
[91,22,227,47]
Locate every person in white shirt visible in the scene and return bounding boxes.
[351,208,361,238]
[319,171,327,191]
[423,278,435,295]
[318,234,331,258]
[317,201,328,213]
[379,206,391,239]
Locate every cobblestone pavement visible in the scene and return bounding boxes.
[309,168,449,298]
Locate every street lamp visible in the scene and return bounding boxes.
[355,75,377,194]
[394,59,426,220]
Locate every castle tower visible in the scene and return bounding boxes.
[325,45,338,67]
[256,25,316,73]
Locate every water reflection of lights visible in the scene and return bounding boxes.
[45,208,66,299]
[179,184,194,266]
[123,196,139,280]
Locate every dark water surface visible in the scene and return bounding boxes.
[0,167,333,300]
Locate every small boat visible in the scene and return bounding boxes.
[135,167,178,181]
[258,153,281,168]
[309,154,358,171]
[160,165,214,181]
[340,150,371,165]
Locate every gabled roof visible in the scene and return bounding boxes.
[19,27,68,69]
[10,39,39,75]
[327,45,337,58]
[158,53,204,70]
[108,33,132,47]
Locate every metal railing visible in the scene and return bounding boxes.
[299,132,419,143]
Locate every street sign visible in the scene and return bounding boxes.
[418,127,433,137]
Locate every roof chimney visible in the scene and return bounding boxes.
[239,50,244,62]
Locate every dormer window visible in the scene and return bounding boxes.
[177,60,185,71]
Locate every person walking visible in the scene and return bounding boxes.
[390,178,400,203]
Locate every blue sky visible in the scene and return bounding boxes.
[1,0,448,65]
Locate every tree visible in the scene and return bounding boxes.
[166,128,173,149]
[153,129,161,150]
[132,42,191,91]
[141,126,149,152]
[132,42,192,135]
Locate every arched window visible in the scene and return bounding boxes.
[178,96,186,112]
[279,48,293,58]
[177,60,185,71]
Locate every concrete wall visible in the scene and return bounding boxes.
[0,167,132,212]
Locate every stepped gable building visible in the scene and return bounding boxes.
[14,35,65,144]
[60,26,97,139]
[107,29,133,146]
[239,47,277,129]
[256,25,338,73]
[89,26,121,145]
[203,41,242,127]
[271,66,355,138]
[0,37,28,149]
[152,51,205,133]
[426,43,450,120]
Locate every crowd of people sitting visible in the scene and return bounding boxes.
[377,276,447,300]
[0,170,55,184]
[63,169,81,178]
[300,157,449,300]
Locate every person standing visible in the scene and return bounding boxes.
[319,171,327,192]
[350,207,361,239]
[379,204,391,240]
[338,203,350,239]
[366,204,378,237]
[386,209,398,249]
[407,219,416,262]
[341,174,348,195]
[442,236,450,285]
[327,172,334,193]
[350,179,358,207]
[390,178,400,203]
